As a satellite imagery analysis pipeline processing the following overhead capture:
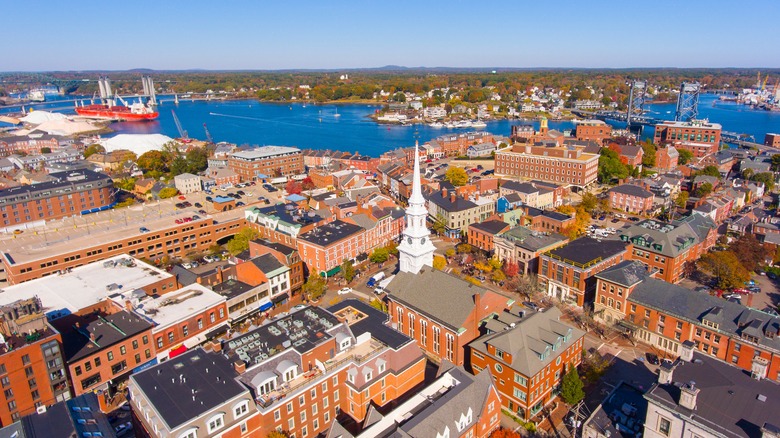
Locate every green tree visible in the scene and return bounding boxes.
[185,147,209,173]
[114,177,136,191]
[491,269,507,283]
[225,227,260,255]
[369,247,389,264]
[384,240,399,256]
[137,150,169,173]
[444,167,469,187]
[698,166,721,178]
[303,272,328,301]
[677,148,694,165]
[674,191,689,208]
[433,256,447,270]
[158,187,179,199]
[580,192,600,214]
[751,172,775,191]
[83,144,105,158]
[771,154,780,172]
[699,251,751,290]
[40,147,51,154]
[694,182,713,198]
[560,366,585,405]
[641,141,657,167]
[597,148,629,183]
[729,234,770,272]
[432,214,448,235]
[445,248,456,258]
[369,298,387,313]
[341,259,355,283]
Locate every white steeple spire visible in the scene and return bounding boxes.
[397,140,435,274]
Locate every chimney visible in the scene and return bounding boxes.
[442,188,448,198]
[679,381,699,410]
[234,360,246,374]
[89,333,96,342]
[196,276,202,285]
[680,340,695,362]
[752,356,769,380]
[451,193,457,203]
[124,300,133,312]
[658,360,674,384]
[210,340,222,353]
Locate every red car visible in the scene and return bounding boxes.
[733,288,750,295]
[178,195,186,200]
[175,219,183,224]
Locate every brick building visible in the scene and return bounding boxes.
[297,220,366,276]
[574,120,612,142]
[245,203,328,248]
[519,206,575,233]
[468,219,511,253]
[493,226,568,275]
[495,143,599,188]
[469,307,585,421]
[0,135,60,157]
[228,146,304,182]
[426,188,495,239]
[653,120,722,159]
[0,169,114,229]
[608,184,655,214]
[431,132,496,157]
[386,267,513,366]
[765,133,780,148]
[655,146,679,171]
[539,237,631,307]
[249,239,305,295]
[0,298,70,427]
[617,215,717,284]
[593,260,655,324]
[205,166,241,187]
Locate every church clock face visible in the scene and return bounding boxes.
[408,237,413,245]
[420,237,426,244]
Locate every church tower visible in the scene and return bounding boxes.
[539,116,549,136]
[397,141,436,274]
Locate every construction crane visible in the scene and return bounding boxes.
[203,123,214,144]
[171,110,190,142]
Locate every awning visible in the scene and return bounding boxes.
[271,293,289,304]
[259,301,274,312]
[356,253,368,262]
[168,344,188,359]
[320,266,341,277]
[204,323,230,340]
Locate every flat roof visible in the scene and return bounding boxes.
[0,255,173,319]
[298,219,363,247]
[328,299,412,350]
[56,310,154,362]
[130,283,225,331]
[231,146,300,160]
[545,236,628,267]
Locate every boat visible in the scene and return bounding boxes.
[471,119,487,128]
[334,108,341,118]
[27,90,45,102]
[75,100,158,121]
[429,122,444,128]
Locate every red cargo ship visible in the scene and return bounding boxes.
[75,102,158,121]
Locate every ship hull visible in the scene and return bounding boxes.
[75,105,158,121]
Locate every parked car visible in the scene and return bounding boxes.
[194,202,202,208]
[183,202,192,207]
[611,218,620,223]
[178,195,186,200]
[733,288,750,295]
[205,196,213,202]
[723,293,742,300]
[175,219,183,224]
[374,286,386,295]
[599,215,606,221]
[645,353,660,365]
[522,301,540,311]
[237,190,245,195]
[139,227,150,233]
[292,304,307,311]
[191,215,200,220]
[115,422,132,436]
[337,287,353,295]
[198,209,207,215]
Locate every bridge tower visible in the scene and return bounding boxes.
[675,82,700,122]
[626,80,647,134]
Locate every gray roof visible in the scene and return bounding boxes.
[469,307,585,376]
[328,299,412,350]
[496,226,568,252]
[130,348,248,431]
[469,219,510,236]
[645,352,780,438]
[595,260,652,288]
[617,215,715,258]
[298,220,363,247]
[249,253,289,275]
[426,190,478,213]
[386,267,495,331]
[544,237,628,267]
[608,184,654,199]
[501,180,539,194]
[628,278,780,353]
[400,368,495,437]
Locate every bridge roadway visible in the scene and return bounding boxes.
[571,109,664,127]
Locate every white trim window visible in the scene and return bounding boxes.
[207,412,225,433]
[234,400,250,419]
[179,428,198,438]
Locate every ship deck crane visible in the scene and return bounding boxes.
[203,123,214,144]
[172,110,189,142]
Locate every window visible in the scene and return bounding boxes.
[3,389,12,399]
[157,338,163,349]
[210,313,215,323]
[28,378,36,389]
[514,374,527,387]
[94,357,101,367]
[274,409,281,421]
[287,401,293,414]
[299,395,305,406]
[120,345,126,355]
[207,413,225,433]
[74,366,82,376]
[84,362,92,372]
[288,418,295,430]
[31,390,39,400]
[179,429,197,438]
[132,340,138,349]
[143,335,149,345]
[658,417,671,436]
[21,354,30,365]
[300,411,306,422]
[234,400,249,418]
[7,400,16,411]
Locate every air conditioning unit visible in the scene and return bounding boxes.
[36,405,47,414]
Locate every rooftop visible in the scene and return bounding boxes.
[609,184,654,199]
[583,383,648,438]
[131,348,248,431]
[298,219,363,247]
[544,236,628,269]
[0,168,112,202]
[618,215,715,258]
[230,146,300,160]
[657,120,723,130]
[328,299,412,350]
[646,352,780,438]
[56,310,154,362]
[469,219,510,236]
[497,226,568,252]
[0,255,173,319]
[130,283,225,331]
[595,260,654,288]
[10,393,114,438]
[426,190,478,213]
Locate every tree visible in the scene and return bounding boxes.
[699,251,751,290]
[751,172,775,191]
[456,243,472,253]
[301,176,316,191]
[580,192,600,214]
[698,166,721,178]
[490,429,522,438]
[266,431,290,438]
[464,276,482,286]
[432,214,448,235]
[384,241,399,256]
[488,257,503,271]
[674,191,689,208]
[512,273,541,298]
[694,182,713,198]
[444,167,469,187]
[560,366,585,405]
[742,168,755,180]
[185,147,209,173]
[641,141,657,167]
[341,259,355,283]
[303,272,328,301]
[137,150,169,173]
[677,148,694,165]
[598,148,629,183]
[729,234,770,272]
[369,247,389,264]
[503,262,520,278]
[445,248,456,258]
[40,147,51,154]
[225,227,260,255]
[83,144,105,158]
[285,180,303,195]
[491,269,507,283]
[369,298,387,313]
[158,187,179,199]
[433,255,447,270]
[114,178,136,191]
[771,154,780,172]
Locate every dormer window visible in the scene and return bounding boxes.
[206,412,225,434]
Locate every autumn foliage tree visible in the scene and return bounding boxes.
[502,262,520,278]
[699,251,750,290]
[285,180,303,195]
[490,429,522,438]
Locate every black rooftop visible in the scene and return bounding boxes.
[17,393,113,438]
[131,348,247,431]
[252,238,297,256]
[595,260,652,287]
[250,253,287,274]
[608,184,654,198]
[545,236,628,267]
[0,169,112,202]
[469,219,510,235]
[57,311,154,362]
[426,190,478,213]
[298,219,363,247]
[328,299,412,350]
[212,279,255,300]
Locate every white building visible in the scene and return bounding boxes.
[173,172,201,194]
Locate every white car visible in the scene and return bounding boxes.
[337,287,353,295]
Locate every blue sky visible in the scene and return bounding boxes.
[5,0,779,71]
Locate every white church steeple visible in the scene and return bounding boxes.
[398,141,436,273]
